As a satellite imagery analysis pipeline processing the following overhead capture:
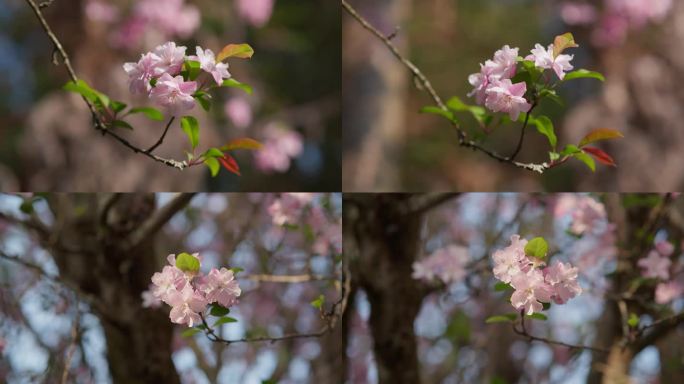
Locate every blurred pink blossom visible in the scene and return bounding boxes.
[638,250,672,280]
[560,2,597,25]
[224,97,253,129]
[655,281,683,304]
[236,0,275,28]
[412,245,470,284]
[254,124,304,173]
[85,0,120,23]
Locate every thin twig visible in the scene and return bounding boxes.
[508,102,537,161]
[341,0,549,173]
[124,193,196,250]
[514,313,609,354]
[23,0,190,170]
[146,117,176,153]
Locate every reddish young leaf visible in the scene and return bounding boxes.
[582,147,616,167]
[219,154,241,176]
[220,138,263,152]
[579,128,624,147]
[553,33,579,57]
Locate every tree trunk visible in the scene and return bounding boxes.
[43,194,180,384]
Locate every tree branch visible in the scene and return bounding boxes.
[398,193,460,216]
[632,312,684,352]
[513,313,609,354]
[124,193,197,250]
[145,117,176,154]
[23,0,191,170]
[341,0,549,174]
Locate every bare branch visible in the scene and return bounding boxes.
[632,312,684,352]
[243,274,334,283]
[145,117,176,154]
[513,313,609,354]
[341,0,549,173]
[124,193,197,250]
[399,193,460,216]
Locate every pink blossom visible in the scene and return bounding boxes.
[484,79,531,121]
[655,281,683,304]
[135,0,200,39]
[591,13,630,47]
[525,44,574,80]
[638,250,672,280]
[412,245,469,284]
[224,97,253,129]
[268,193,312,225]
[560,2,598,25]
[201,268,241,307]
[123,52,161,95]
[153,42,187,76]
[85,0,120,23]
[151,265,187,304]
[236,0,275,28]
[141,284,163,308]
[492,235,529,283]
[313,222,343,255]
[544,261,582,304]
[467,64,495,105]
[167,285,208,327]
[488,45,519,79]
[254,124,304,173]
[607,0,672,27]
[655,240,674,257]
[149,73,198,116]
[190,46,231,85]
[510,269,553,315]
[569,196,606,235]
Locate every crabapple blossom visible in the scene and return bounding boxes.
[510,269,553,315]
[543,261,582,304]
[467,45,518,106]
[655,281,683,304]
[268,193,314,225]
[484,79,531,121]
[141,285,163,308]
[149,73,198,116]
[166,285,208,327]
[412,245,470,285]
[190,46,231,85]
[123,52,161,94]
[200,268,241,308]
[224,97,253,129]
[236,0,275,28]
[151,265,187,304]
[153,42,187,76]
[255,124,304,173]
[569,196,606,235]
[492,235,528,283]
[525,44,574,80]
[638,250,672,280]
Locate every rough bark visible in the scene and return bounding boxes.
[344,194,429,383]
[39,194,181,383]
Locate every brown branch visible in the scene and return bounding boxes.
[632,312,684,352]
[513,313,609,354]
[145,117,176,153]
[341,0,549,174]
[243,274,334,283]
[124,193,197,250]
[508,102,537,161]
[399,193,461,216]
[23,0,190,170]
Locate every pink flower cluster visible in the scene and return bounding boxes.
[560,0,672,46]
[468,41,575,120]
[143,254,241,327]
[637,240,684,304]
[123,42,231,116]
[412,245,470,284]
[85,0,200,49]
[254,124,304,173]
[235,0,275,28]
[492,235,582,315]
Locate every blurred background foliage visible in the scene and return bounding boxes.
[343,0,682,192]
[0,0,340,191]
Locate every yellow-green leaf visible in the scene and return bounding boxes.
[553,33,579,57]
[216,43,254,62]
[579,128,624,147]
[220,138,263,152]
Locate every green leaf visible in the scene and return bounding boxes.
[195,93,211,111]
[533,115,557,150]
[524,237,548,259]
[578,128,623,147]
[230,267,244,275]
[446,96,487,125]
[203,147,225,159]
[204,157,220,177]
[539,89,563,106]
[520,60,542,79]
[181,328,202,338]
[627,313,640,328]
[485,313,518,324]
[419,106,455,122]
[180,116,200,150]
[222,78,253,94]
[526,313,548,321]
[210,304,230,317]
[175,252,200,273]
[563,69,605,82]
[494,282,513,292]
[542,302,552,311]
[214,316,238,326]
[63,79,109,109]
[220,138,263,152]
[553,32,579,57]
[111,100,127,113]
[128,107,164,121]
[184,60,202,81]
[560,144,581,157]
[217,43,255,61]
[112,120,134,130]
[574,152,596,172]
[311,294,325,310]
[20,200,34,214]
